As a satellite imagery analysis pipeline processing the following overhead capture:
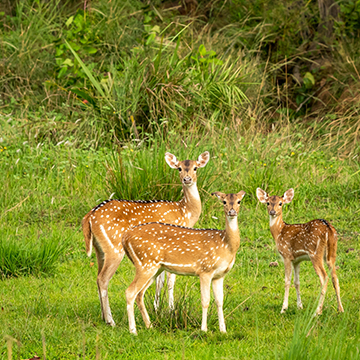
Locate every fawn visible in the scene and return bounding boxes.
[256,187,344,315]
[122,191,246,335]
[82,151,210,326]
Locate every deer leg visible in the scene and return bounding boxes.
[96,250,105,321]
[167,273,176,311]
[293,262,303,309]
[311,256,329,315]
[96,248,124,326]
[281,259,292,313]
[126,268,157,335]
[153,272,176,312]
[136,273,158,329]
[326,257,344,313]
[199,274,212,332]
[212,277,226,333]
[95,247,105,320]
[154,272,165,311]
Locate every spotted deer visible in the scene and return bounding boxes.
[122,191,246,335]
[256,188,344,315]
[82,151,210,326]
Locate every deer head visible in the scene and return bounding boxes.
[212,191,246,218]
[165,151,210,186]
[256,188,294,217]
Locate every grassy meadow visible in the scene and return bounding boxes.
[1,121,360,359]
[1,0,360,359]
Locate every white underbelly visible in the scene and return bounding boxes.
[213,257,235,278]
[293,254,311,263]
[160,264,197,277]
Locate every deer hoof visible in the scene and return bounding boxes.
[106,319,116,327]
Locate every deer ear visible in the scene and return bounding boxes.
[165,152,179,169]
[196,151,210,168]
[237,190,246,201]
[283,188,294,204]
[211,191,225,200]
[256,188,268,204]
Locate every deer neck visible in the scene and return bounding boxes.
[269,213,285,243]
[179,182,201,226]
[224,216,240,253]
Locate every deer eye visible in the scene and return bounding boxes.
[279,202,282,206]
[266,202,270,206]
[194,167,197,171]
[237,200,241,204]
[223,201,227,205]
[178,167,182,171]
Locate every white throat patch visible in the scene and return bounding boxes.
[185,182,200,201]
[227,216,238,232]
[269,215,278,227]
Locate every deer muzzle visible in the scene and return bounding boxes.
[183,176,192,185]
[228,209,237,217]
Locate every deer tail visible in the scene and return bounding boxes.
[82,212,93,257]
[326,223,338,264]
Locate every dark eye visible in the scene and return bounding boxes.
[237,200,241,204]
[194,167,197,171]
[266,202,270,206]
[178,167,182,171]
[279,202,282,206]
[223,201,227,205]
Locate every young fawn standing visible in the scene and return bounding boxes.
[122,191,246,335]
[82,151,210,326]
[256,188,344,315]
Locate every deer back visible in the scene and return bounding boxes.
[85,199,194,250]
[122,222,237,277]
[276,219,337,261]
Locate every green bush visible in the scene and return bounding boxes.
[0,227,71,278]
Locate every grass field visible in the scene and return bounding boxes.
[1,116,360,359]
[1,1,360,357]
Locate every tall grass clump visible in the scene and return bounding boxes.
[0,228,71,278]
[282,308,360,359]
[65,33,262,136]
[106,139,218,201]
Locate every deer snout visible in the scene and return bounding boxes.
[228,209,237,217]
[183,176,192,184]
[269,210,276,216]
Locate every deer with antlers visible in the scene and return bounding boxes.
[82,151,210,326]
[256,187,344,315]
[122,190,246,335]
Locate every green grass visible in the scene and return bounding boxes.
[1,1,360,357]
[1,118,359,359]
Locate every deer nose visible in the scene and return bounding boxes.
[228,209,237,217]
[269,210,276,216]
[183,176,192,184]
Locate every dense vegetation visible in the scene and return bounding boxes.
[1,0,360,358]
[2,0,360,141]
